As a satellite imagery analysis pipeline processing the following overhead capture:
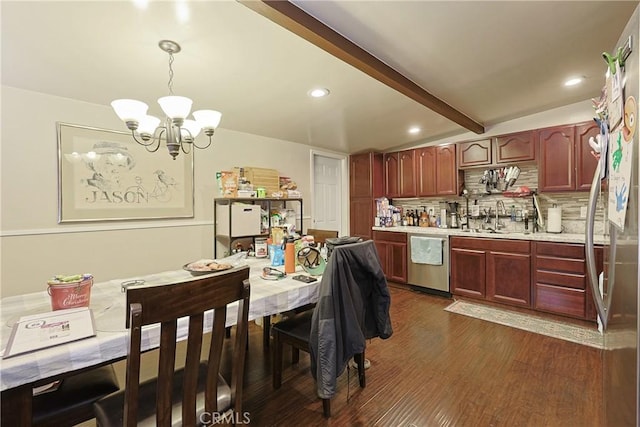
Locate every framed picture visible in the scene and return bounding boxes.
[57,122,194,223]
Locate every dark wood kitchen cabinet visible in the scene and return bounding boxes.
[575,121,601,191]
[383,152,399,198]
[459,131,535,169]
[450,239,486,299]
[349,152,383,240]
[416,144,462,196]
[458,138,492,168]
[451,237,531,308]
[486,240,531,307]
[494,130,536,164]
[539,121,599,192]
[384,150,416,198]
[373,231,407,283]
[533,241,602,321]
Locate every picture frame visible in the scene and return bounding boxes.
[57,122,194,223]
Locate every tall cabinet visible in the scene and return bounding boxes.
[349,152,383,240]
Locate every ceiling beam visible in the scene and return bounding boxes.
[240,0,485,134]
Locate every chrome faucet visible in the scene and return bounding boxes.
[495,201,506,230]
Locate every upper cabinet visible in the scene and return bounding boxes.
[416,144,462,197]
[494,130,536,164]
[458,138,492,168]
[384,150,416,198]
[349,152,383,241]
[350,152,383,198]
[575,121,600,191]
[538,121,598,193]
[458,131,536,169]
[383,152,400,198]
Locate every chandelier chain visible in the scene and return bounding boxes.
[167,52,175,95]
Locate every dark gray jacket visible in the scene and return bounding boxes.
[309,240,393,399]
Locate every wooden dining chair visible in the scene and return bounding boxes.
[93,266,250,427]
[305,228,339,245]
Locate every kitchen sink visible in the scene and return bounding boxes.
[461,228,509,234]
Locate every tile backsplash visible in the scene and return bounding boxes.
[392,164,607,235]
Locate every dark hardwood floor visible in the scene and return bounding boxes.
[226,285,603,426]
[101,285,602,427]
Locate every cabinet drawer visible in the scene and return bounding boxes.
[451,237,529,253]
[373,231,407,243]
[534,283,586,319]
[536,256,585,274]
[534,242,584,259]
[535,270,585,289]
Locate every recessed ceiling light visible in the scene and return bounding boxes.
[309,88,330,98]
[408,126,421,134]
[564,77,583,87]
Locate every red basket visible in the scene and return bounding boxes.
[47,276,93,310]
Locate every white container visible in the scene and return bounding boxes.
[216,204,261,236]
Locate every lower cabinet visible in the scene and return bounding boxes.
[373,231,407,283]
[533,242,602,321]
[451,237,531,307]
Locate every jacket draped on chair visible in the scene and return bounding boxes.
[309,240,393,399]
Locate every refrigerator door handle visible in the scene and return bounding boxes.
[585,161,611,329]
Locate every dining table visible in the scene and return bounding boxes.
[0,256,321,426]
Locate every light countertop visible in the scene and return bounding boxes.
[372,226,609,245]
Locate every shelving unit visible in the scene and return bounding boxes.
[214,198,303,257]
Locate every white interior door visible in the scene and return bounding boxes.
[312,153,344,234]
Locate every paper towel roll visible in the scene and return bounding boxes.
[547,206,562,233]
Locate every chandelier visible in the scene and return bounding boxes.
[111,40,222,159]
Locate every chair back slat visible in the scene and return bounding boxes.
[124,303,143,427]
[182,313,204,425]
[206,306,227,412]
[157,321,177,426]
[121,267,250,426]
[230,280,250,411]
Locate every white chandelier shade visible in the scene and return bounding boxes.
[110,40,222,159]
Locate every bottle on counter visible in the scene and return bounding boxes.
[420,207,429,227]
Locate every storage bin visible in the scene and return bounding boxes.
[216,204,261,236]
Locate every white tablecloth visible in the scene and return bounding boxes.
[0,258,319,391]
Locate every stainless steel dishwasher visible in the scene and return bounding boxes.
[407,234,450,294]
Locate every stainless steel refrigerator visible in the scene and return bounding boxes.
[586,5,639,426]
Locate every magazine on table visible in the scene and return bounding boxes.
[3,307,96,358]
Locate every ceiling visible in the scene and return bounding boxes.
[2,1,637,154]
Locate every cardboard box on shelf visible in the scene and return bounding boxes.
[233,167,280,197]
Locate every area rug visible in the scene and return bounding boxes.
[445,300,603,349]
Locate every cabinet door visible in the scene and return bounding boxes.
[350,153,373,197]
[387,242,408,283]
[436,144,459,195]
[384,152,399,198]
[350,198,374,240]
[575,121,600,191]
[494,130,536,164]
[458,139,492,168]
[450,247,486,299]
[486,251,531,307]
[374,241,388,277]
[539,125,575,192]
[399,150,417,197]
[416,147,437,196]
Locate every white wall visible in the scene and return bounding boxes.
[1,86,346,296]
